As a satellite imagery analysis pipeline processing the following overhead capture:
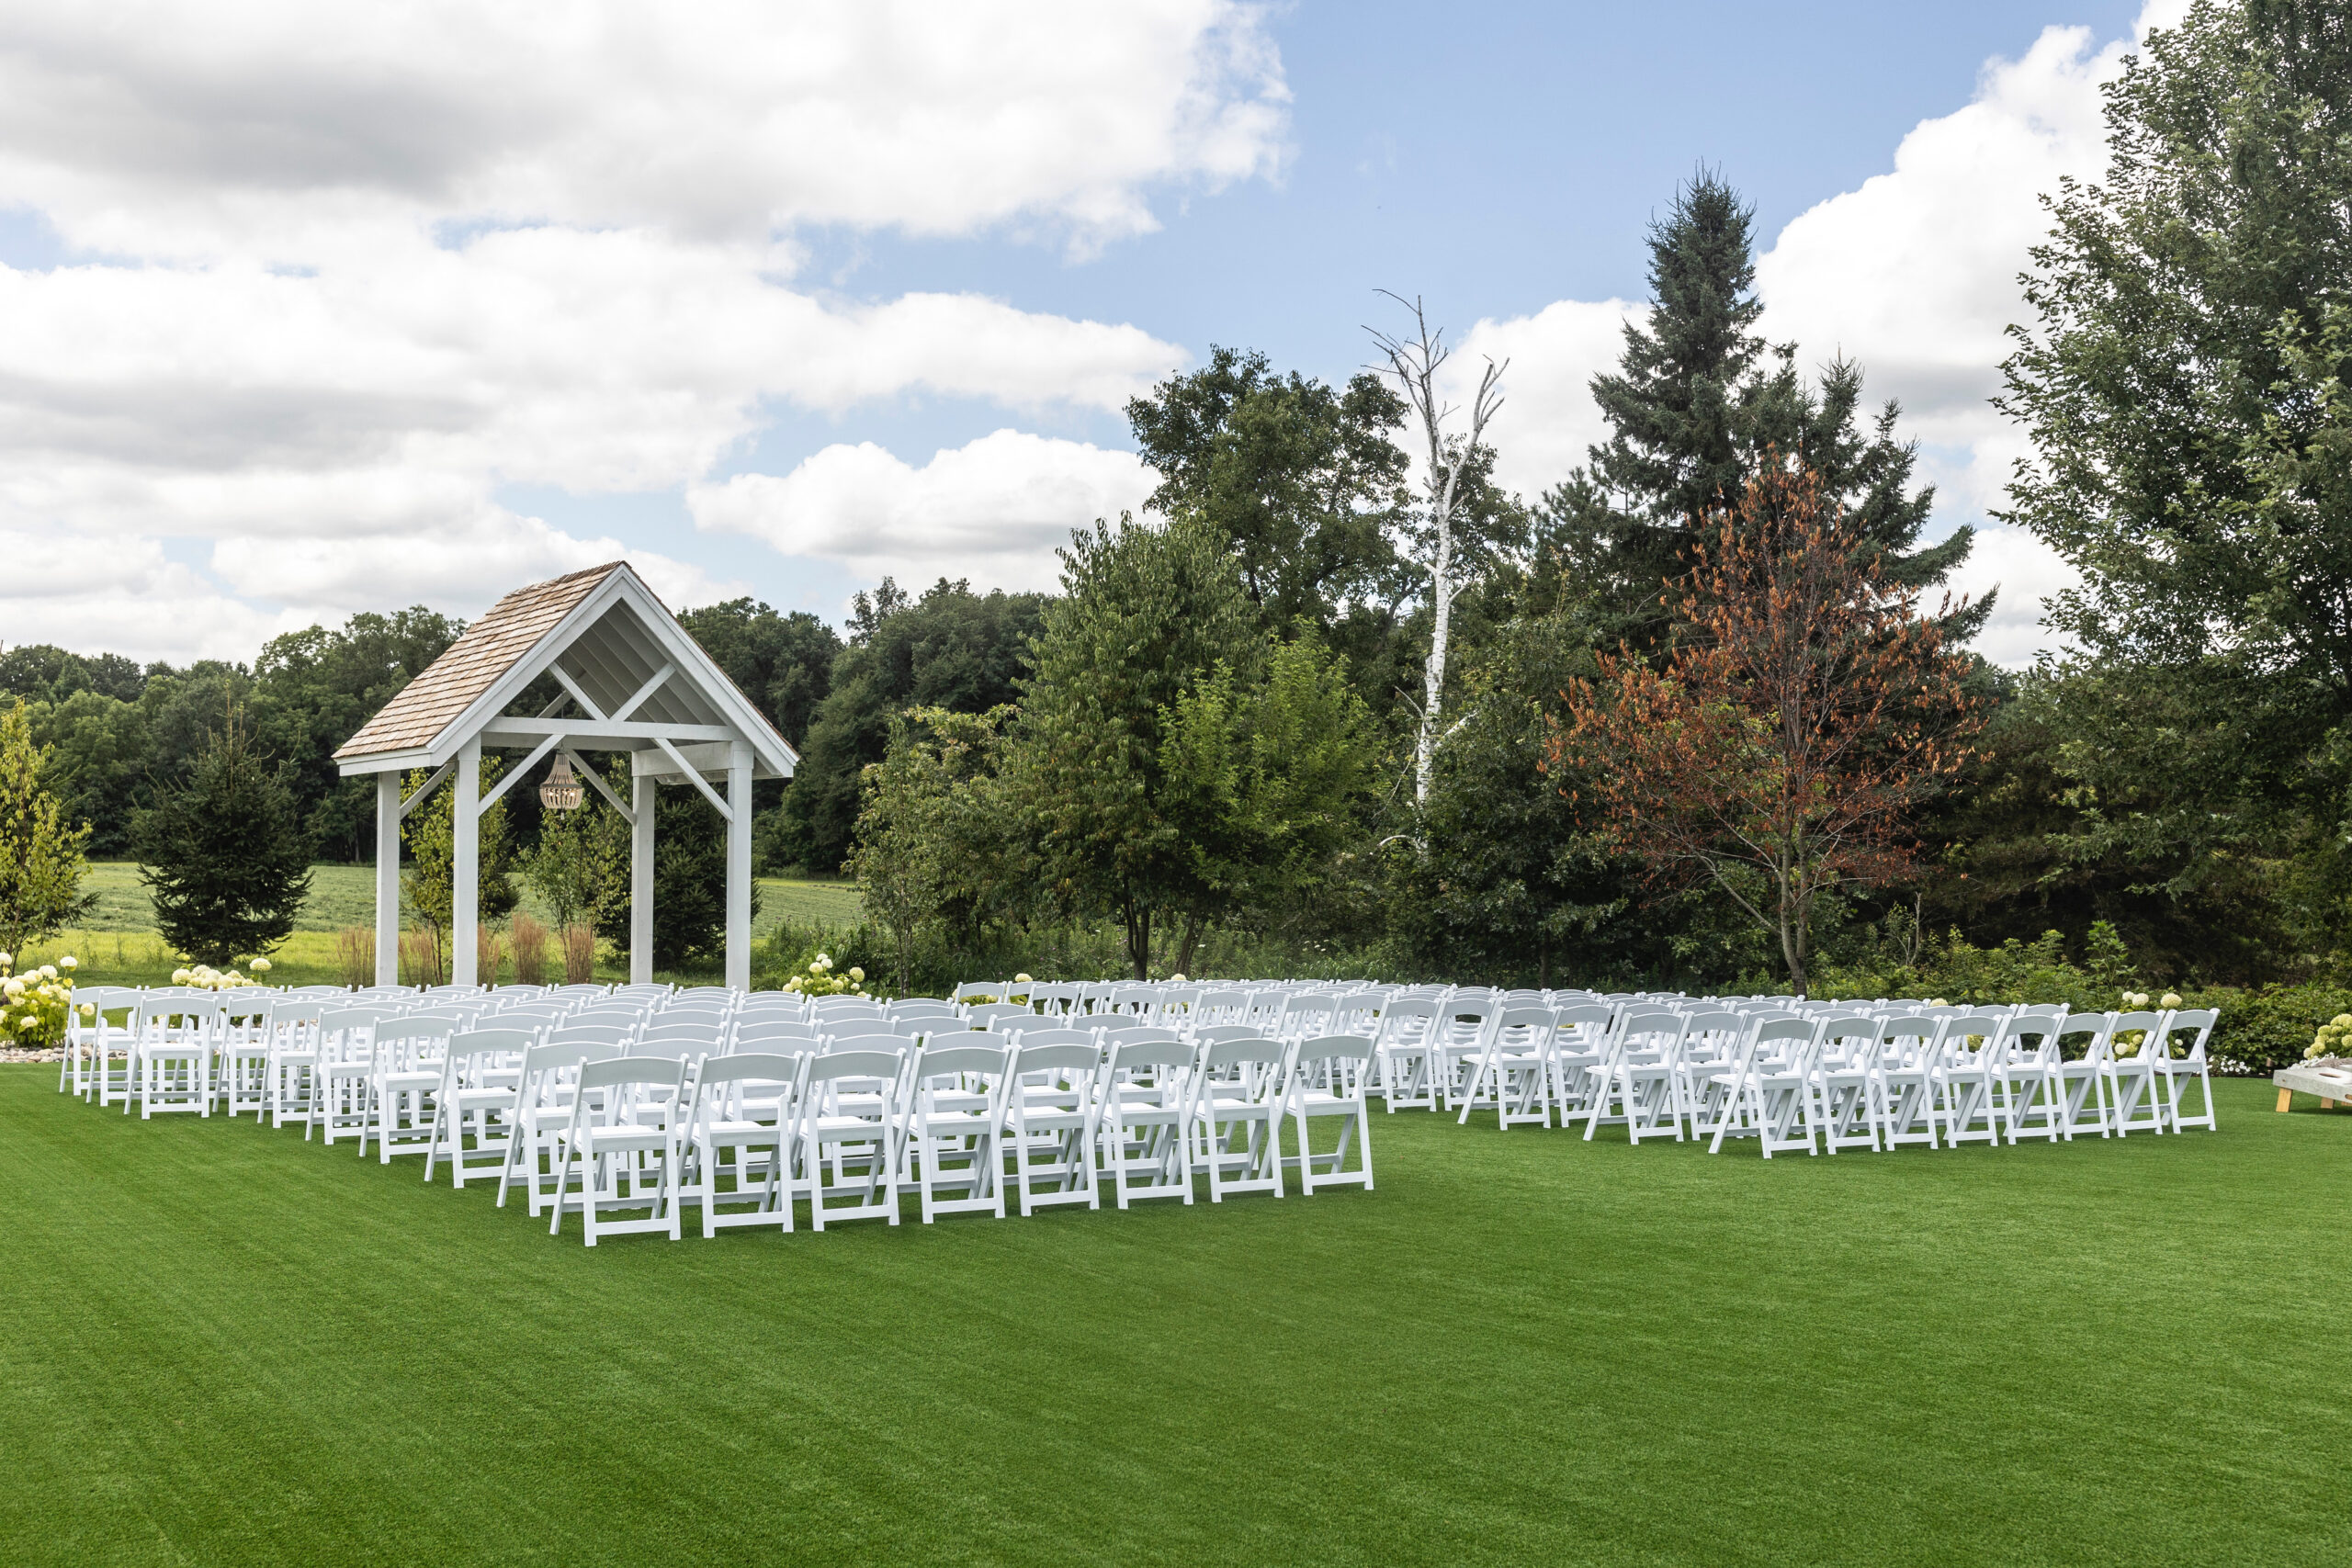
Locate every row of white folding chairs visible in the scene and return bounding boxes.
[1425,1003,2220,1155]
[1368,995,2048,1124]
[62,983,704,1135]
[421,1024,1377,1244]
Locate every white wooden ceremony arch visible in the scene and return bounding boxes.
[333,562,797,989]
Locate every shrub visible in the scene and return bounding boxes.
[561,922,596,985]
[510,914,549,987]
[335,927,372,988]
[2198,982,2352,1076]
[0,953,78,1050]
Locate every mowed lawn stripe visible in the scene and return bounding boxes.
[1,1072,2343,1566]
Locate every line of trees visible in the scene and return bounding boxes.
[4,1,2343,999]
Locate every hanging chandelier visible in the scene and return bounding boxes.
[539,753,585,812]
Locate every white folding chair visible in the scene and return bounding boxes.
[1372,1000,1440,1112]
[901,1039,1013,1223]
[796,1047,907,1230]
[1811,1013,1886,1154]
[1668,1009,1747,1138]
[68,987,141,1104]
[1456,1005,1558,1129]
[2052,1014,2117,1140]
[2104,1010,2169,1135]
[1191,1036,1287,1201]
[133,993,218,1119]
[1432,998,1497,1112]
[1748,1015,1825,1156]
[497,1041,622,1215]
[216,995,277,1118]
[1871,1013,1951,1151]
[1283,1034,1374,1194]
[686,1052,803,1237]
[548,1055,687,1245]
[1005,1038,1104,1216]
[1545,1003,1615,1126]
[1585,1009,1687,1144]
[423,1027,537,1187]
[1996,1008,2069,1144]
[1937,1012,2011,1148]
[1097,1037,1197,1208]
[263,1002,325,1129]
[2150,1008,2219,1133]
[313,1008,388,1144]
[363,1014,459,1162]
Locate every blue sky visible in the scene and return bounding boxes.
[541,0,2148,626]
[0,1,2162,664]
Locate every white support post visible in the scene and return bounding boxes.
[375,772,401,987]
[630,773,656,985]
[726,740,752,992]
[452,739,481,987]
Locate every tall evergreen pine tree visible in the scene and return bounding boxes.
[1546,171,1984,642]
[135,702,312,964]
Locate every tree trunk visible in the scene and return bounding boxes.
[1414,518,1453,807]
[1122,898,1151,980]
[1175,909,1205,977]
[1777,874,1809,997]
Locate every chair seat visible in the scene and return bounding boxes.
[701,1118,783,1141]
[559,1125,672,1155]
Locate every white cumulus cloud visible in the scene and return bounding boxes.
[0,0,1289,258]
[691,430,1157,594]
[0,2,1272,659]
[1451,2,2188,666]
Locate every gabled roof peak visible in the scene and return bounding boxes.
[332,561,794,779]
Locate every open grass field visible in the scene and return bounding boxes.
[8,863,867,987]
[0,1071,2342,1566]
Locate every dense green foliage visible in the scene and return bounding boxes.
[398,760,522,955]
[1997,0,2352,956]
[133,705,312,964]
[590,786,761,971]
[1544,172,1981,646]
[19,4,2352,1008]
[0,705,95,959]
[765,578,1047,874]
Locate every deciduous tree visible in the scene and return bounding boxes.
[1557,464,1980,992]
[0,704,95,959]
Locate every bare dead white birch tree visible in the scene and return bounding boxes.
[1367,292,1505,808]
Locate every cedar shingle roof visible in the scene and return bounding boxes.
[334,561,623,762]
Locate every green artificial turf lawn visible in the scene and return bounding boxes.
[2,1071,2344,1567]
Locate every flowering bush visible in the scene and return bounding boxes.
[0,953,77,1050]
[2308,1013,2352,1062]
[170,963,260,991]
[777,952,866,998]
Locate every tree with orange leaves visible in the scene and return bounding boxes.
[1553,460,1981,994]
